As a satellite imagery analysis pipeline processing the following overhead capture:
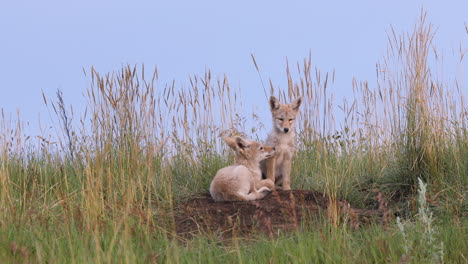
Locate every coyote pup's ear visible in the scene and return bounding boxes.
[235,137,248,149]
[224,136,238,150]
[291,96,302,110]
[269,96,280,111]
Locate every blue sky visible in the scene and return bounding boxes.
[0,1,466,137]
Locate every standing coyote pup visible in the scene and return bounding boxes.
[210,137,275,202]
[262,96,302,190]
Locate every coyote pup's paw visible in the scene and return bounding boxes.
[258,187,272,194]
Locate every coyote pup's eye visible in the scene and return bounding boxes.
[260,146,264,150]
[278,118,284,121]
[289,119,293,122]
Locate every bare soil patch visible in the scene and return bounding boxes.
[175,190,388,239]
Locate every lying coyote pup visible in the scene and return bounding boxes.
[210,137,275,202]
[262,96,302,190]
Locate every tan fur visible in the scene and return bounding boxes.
[261,96,302,190]
[210,137,275,202]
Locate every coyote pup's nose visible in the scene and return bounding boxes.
[283,128,289,133]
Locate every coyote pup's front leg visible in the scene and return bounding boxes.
[265,156,276,184]
[280,156,292,190]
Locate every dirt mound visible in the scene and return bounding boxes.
[175,190,386,239]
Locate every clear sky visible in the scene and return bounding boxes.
[0,1,466,137]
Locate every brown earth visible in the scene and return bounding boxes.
[174,190,391,239]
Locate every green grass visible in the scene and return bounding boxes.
[1,213,466,263]
[0,11,466,263]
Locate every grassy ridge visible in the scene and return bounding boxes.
[1,12,466,263]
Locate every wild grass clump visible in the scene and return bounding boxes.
[0,10,466,263]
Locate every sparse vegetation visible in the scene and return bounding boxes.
[0,11,466,263]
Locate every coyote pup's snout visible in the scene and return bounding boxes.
[210,137,276,202]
